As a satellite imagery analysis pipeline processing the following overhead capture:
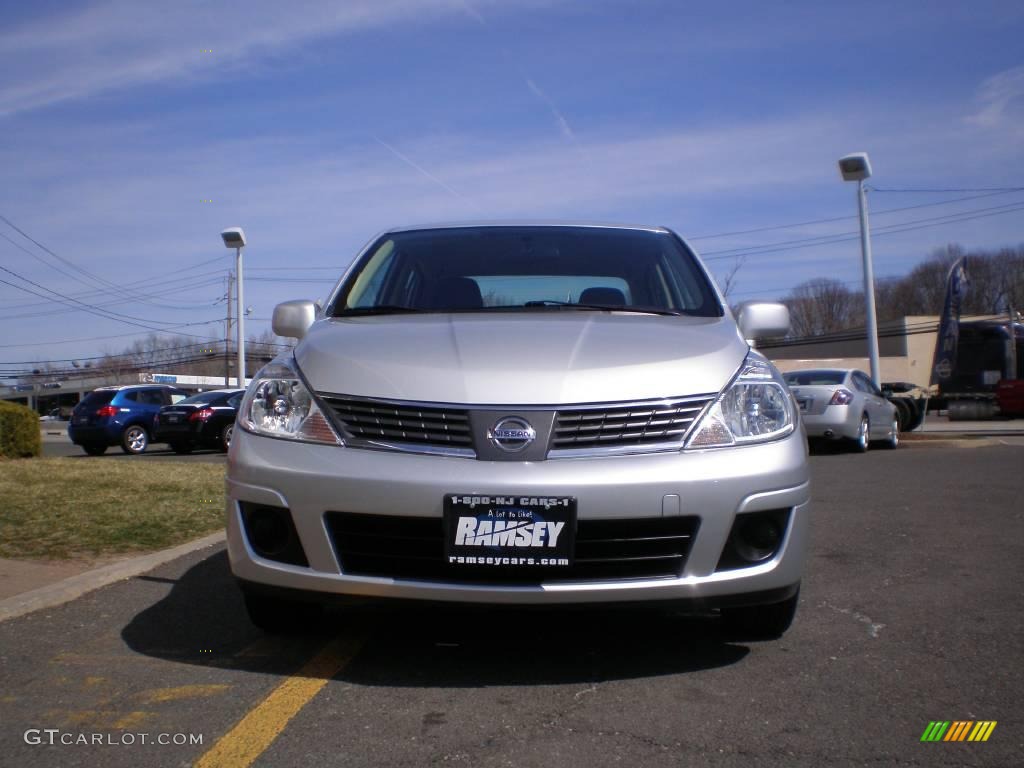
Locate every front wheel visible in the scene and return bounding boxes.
[121,425,149,454]
[721,588,799,640]
[243,592,323,634]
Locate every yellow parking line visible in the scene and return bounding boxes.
[195,632,366,768]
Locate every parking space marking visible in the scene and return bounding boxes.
[140,684,230,703]
[195,631,367,768]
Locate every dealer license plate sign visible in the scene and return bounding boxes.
[444,494,576,568]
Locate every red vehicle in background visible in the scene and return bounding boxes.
[996,379,1024,417]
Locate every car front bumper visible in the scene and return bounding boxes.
[226,428,811,605]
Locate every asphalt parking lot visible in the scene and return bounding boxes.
[1,439,1021,767]
[42,439,226,463]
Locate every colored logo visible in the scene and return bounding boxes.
[920,721,997,742]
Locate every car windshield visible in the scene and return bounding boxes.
[330,226,722,317]
[784,371,847,386]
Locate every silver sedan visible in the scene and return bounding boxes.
[784,368,899,451]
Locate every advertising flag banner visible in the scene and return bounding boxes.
[930,258,969,387]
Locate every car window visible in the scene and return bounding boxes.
[78,391,116,409]
[122,391,138,403]
[227,393,244,409]
[783,371,846,386]
[852,373,876,395]
[178,391,225,406]
[332,226,722,317]
[136,389,164,406]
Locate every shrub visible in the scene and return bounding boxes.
[0,401,42,458]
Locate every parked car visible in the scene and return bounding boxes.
[227,222,810,639]
[68,385,189,455]
[153,389,245,453]
[784,368,899,451]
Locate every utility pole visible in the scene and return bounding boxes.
[225,271,233,387]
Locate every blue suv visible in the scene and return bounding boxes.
[68,385,189,455]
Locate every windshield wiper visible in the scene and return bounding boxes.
[338,305,426,316]
[522,300,683,316]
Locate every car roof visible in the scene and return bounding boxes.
[93,384,185,392]
[381,220,673,235]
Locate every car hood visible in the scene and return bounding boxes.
[294,313,748,405]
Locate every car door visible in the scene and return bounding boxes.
[138,388,166,427]
[852,372,888,437]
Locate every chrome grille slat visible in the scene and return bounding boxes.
[317,393,715,456]
[320,395,473,448]
[551,395,715,451]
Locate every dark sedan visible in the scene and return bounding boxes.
[153,389,244,453]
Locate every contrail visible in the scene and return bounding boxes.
[525,78,576,141]
[371,135,472,203]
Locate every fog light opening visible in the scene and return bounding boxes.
[715,509,791,572]
[734,516,782,563]
[250,510,292,558]
[240,503,309,567]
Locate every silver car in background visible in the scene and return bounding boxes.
[784,368,899,452]
[227,223,810,638]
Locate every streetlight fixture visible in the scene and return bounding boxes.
[838,152,881,388]
[220,226,247,388]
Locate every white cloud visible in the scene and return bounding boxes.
[0,0,556,117]
[967,65,1024,127]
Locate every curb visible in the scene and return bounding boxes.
[0,531,226,623]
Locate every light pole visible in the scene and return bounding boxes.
[220,227,247,388]
[838,152,881,388]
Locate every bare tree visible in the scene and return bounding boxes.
[783,278,862,337]
[716,255,747,300]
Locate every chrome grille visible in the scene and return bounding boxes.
[319,395,473,449]
[552,395,715,452]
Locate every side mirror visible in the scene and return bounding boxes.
[736,302,790,342]
[272,300,317,340]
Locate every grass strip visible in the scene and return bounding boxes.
[0,458,224,560]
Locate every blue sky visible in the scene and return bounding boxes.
[1,0,1023,369]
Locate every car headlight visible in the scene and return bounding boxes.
[239,359,343,445]
[686,352,795,449]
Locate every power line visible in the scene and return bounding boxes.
[700,201,1024,262]
[0,277,224,322]
[868,186,1024,193]
[0,212,228,312]
[0,262,216,331]
[689,189,1024,241]
[0,259,224,312]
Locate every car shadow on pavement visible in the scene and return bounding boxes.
[122,550,751,687]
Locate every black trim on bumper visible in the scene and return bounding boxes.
[234,577,799,613]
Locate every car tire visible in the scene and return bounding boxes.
[243,592,323,634]
[721,587,799,640]
[170,441,193,454]
[220,423,234,453]
[121,425,149,455]
[82,443,107,456]
[892,398,912,432]
[852,414,870,453]
[882,417,899,449]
